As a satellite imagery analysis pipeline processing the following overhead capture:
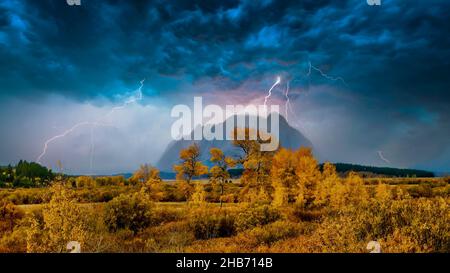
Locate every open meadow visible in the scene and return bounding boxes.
[1,172,449,253]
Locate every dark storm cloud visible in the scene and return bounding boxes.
[0,0,449,171]
[1,0,449,100]
[0,0,344,99]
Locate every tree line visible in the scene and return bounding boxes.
[0,160,54,188]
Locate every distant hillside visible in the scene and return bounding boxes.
[200,163,435,179]
[326,163,434,178]
[104,172,176,180]
[77,163,435,180]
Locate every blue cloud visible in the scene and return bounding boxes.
[0,0,449,171]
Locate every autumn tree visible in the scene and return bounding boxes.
[329,171,369,209]
[131,165,165,201]
[173,143,208,200]
[209,148,236,207]
[131,164,161,184]
[270,147,322,207]
[176,180,195,201]
[190,183,207,206]
[232,128,261,163]
[232,128,275,202]
[174,143,208,183]
[26,184,91,253]
[293,147,321,208]
[345,171,369,206]
[145,179,165,202]
[314,162,340,207]
[271,148,299,206]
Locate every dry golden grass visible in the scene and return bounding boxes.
[1,175,448,253]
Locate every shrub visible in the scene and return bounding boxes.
[290,204,324,222]
[335,198,449,252]
[189,208,236,240]
[73,186,135,203]
[220,193,237,203]
[142,221,195,252]
[0,227,27,253]
[26,184,93,253]
[1,189,48,205]
[151,206,183,226]
[103,191,153,234]
[248,221,305,245]
[432,185,450,197]
[0,201,24,234]
[235,204,281,232]
[408,184,433,198]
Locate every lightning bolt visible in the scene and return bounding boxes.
[87,79,144,174]
[377,150,391,164]
[36,121,113,164]
[89,126,95,173]
[263,76,281,109]
[284,81,290,121]
[282,61,348,124]
[307,61,348,86]
[284,81,293,121]
[102,79,144,120]
[283,80,303,127]
[36,80,145,172]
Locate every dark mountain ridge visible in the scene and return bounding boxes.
[156,113,314,172]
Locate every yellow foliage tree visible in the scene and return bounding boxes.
[190,183,207,206]
[294,147,320,208]
[176,181,194,201]
[131,164,160,183]
[341,171,369,207]
[134,165,165,201]
[272,179,289,207]
[271,148,298,206]
[232,128,275,201]
[26,184,91,253]
[327,171,369,209]
[173,143,208,183]
[314,162,340,207]
[144,179,165,202]
[209,147,236,207]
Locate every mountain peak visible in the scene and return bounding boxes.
[156,113,313,171]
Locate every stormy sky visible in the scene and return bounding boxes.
[0,0,449,174]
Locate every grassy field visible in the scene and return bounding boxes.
[0,175,448,253]
[2,176,448,206]
[16,201,240,213]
